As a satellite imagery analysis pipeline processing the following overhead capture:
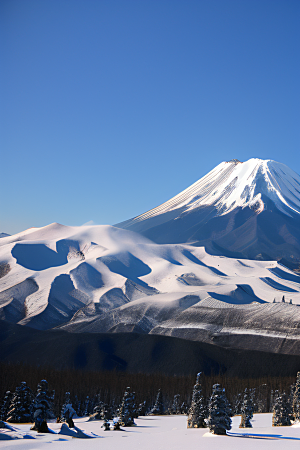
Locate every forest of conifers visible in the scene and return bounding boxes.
[0,361,297,417]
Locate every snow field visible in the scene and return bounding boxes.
[2,414,300,450]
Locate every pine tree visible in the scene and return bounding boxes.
[240,388,253,428]
[102,403,112,421]
[131,391,138,418]
[61,392,76,428]
[273,392,291,426]
[187,373,206,428]
[150,389,164,415]
[233,392,243,416]
[250,388,257,413]
[293,372,300,421]
[73,395,80,417]
[169,394,181,415]
[31,379,53,432]
[257,384,268,413]
[83,396,90,416]
[0,391,13,421]
[7,382,34,423]
[119,387,135,427]
[207,384,231,435]
[270,389,275,412]
[180,402,188,415]
[91,394,104,420]
[137,400,147,417]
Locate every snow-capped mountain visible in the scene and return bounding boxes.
[117,158,300,269]
[2,158,300,358]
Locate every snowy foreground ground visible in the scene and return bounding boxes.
[2,414,300,450]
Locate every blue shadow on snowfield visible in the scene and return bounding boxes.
[228,432,300,440]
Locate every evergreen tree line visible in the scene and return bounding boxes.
[188,372,300,434]
[2,362,300,433]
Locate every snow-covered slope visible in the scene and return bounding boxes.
[2,222,300,353]
[117,159,300,269]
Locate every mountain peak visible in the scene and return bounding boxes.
[116,158,300,268]
[119,158,300,228]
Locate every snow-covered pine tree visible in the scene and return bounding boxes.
[89,395,97,416]
[257,384,268,413]
[137,400,147,417]
[270,389,275,412]
[0,391,13,421]
[91,404,102,420]
[102,403,112,421]
[150,389,164,415]
[289,384,295,417]
[73,395,80,417]
[90,395,104,420]
[293,372,300,421]
[239,388,253,428]
[61,392,76,428]
[119,387,135,427]
[180,402,188,414]
[31,379,53,432]
[207,384,231,435]
[233,392,243,416]
[83,396,90,416]
[7,382,34,423]
[273,391,291,426]
[250,388,257,414]
[131,391,138,418]
[169,394,181,415]
[187,372,206,428]
[224,389,232,418]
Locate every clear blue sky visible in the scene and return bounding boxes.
[1,0,299,234]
